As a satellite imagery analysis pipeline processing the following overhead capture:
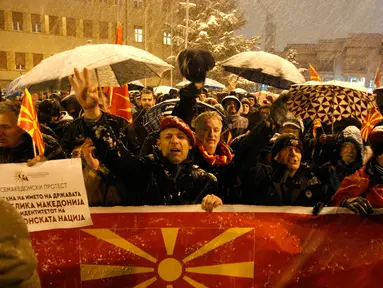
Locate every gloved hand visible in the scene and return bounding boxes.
[340,197,374,215]
[179,83,200,100]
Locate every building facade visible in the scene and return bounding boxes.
[0,0,176,89]
[279,33,383,89]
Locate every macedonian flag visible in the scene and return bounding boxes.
[18,89,45,155]
[309,63,322,82]
[361,107,383,142]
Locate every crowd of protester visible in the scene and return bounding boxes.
[2,68,383,217]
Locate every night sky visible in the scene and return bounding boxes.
[238,0,383,51]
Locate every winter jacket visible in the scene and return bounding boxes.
[49,111,73,142]
[235,120,328,206]
[222,96,248,138]
[82,162,132,206]
[190,143,241,203]
[60,112,129,158]
[0,133,65,164]
[89,124,218,205]
[315,126,364,199]
[126,109,148,155]
[330,158,383,207]
[242,162,326,207]
[0,198,41,288]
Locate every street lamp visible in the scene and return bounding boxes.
[180,0,196,49]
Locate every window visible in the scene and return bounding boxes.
[83,20,93,38]
[12,12,23,31]
[15,52,26,70]
[134,26,143,42]
[49,15,60,35]
[0,51,7,69]
[163,31,171,45]
[99,0,107,3]
[0,11,5,30]
[345,57,367,72]
[31,14,42,33]
[33,54,43,66]
[134,0,144,8]
[99,22,108,39]
[66,17,76,36]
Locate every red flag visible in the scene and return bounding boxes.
[30,206,383,287]
[374,67,381,88]
[18,89,45,155]
[107,85,133,122]
[361,107,383,141]
[309,63,322,82]
[115,23,123,45]
[312,119,322,137]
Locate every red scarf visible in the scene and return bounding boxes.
[198,141,234,166]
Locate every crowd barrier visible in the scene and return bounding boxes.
[30,205,383,288]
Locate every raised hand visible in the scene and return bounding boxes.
[82,139,100,170]
[68,68,100,118]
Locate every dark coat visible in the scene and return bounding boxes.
[0,133,65,164]
[243,162,326,207]
[89,124,218,206]
[190,145,241,203]
[126,110,148,155]
[234,120,328,206]
[60,112,129,158]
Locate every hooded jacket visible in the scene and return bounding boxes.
[316,126,364,200]
[0,198,41,288]
[221,96,248,138]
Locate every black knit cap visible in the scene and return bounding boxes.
[177,49,215,83]
[369,125,383,156]
[271,134,303,159]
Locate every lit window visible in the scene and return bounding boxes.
[12,12,23,31]
[15,52,26,70]
[0,11,5,30]
[0,51,7,69]
[31,14,42,33]
[163,31,171,45]
[134,0,144,8]
[135,26,143,42]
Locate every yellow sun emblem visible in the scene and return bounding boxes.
[80,228,254,287]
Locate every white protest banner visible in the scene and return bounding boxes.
[0,158,92,232]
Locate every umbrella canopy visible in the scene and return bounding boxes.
[175,78,225,90]
[11,44,173,93]
[128,80,144,91]
[287,80,376,125]
[221,51,305,89]
[141,99,228,134]
[153,86,178,95]
[234,88,248,94]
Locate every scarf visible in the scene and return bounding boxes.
[198,141,234,166]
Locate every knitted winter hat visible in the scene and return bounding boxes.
[177,49,215,83]
[337,125,363,160]
[369,126,383,156]
[160,116,196,147]
[241,98,251,106]
[271,134,303,159]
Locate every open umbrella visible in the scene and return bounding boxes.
[221,51,305,89]
[128,80,144,91]
[141,99,228,134]
[153,86,178,95]
[287,80,376,125]
[175,78,225,90]
[11,44,173,93]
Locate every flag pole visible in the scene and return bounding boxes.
[32,141,37,157]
